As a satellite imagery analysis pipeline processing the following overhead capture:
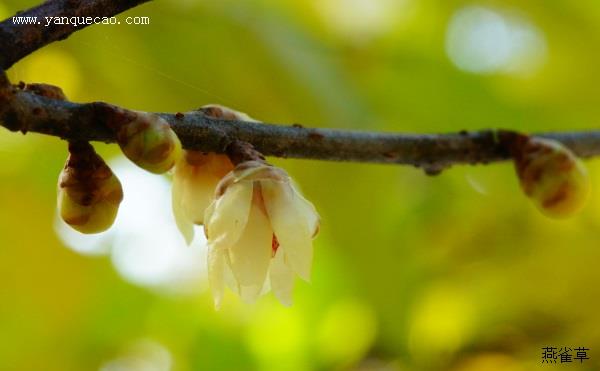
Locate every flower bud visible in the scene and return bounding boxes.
[116,111,182,174]
[199,104,258,122]
[58,142,123,234]
[513,136,590,218]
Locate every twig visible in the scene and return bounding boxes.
[1,0,600,173]
[0,0,151,69]
[2,85,600,172]
[0,69,8,87]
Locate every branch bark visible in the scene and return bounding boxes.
[2,84,600,172]
[0,0,151,70]
[1,0,600,173]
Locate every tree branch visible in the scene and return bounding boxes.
[2,84,600,172]
[0,69,8,87]
[1,0,600,173]
[0,0,151,70]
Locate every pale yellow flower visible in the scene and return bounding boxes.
[172,151,233,244]
[171,104,253,244]
[204,161,319,308]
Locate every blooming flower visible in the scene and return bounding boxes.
[204,161,319,308]
[171,104,254,244]
[172,151,233,244]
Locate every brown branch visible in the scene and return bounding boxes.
[0,0,151,70]
[2,84,600,172]
[0,69,8,87]
[1,1,600,173]
[226,140,267,165]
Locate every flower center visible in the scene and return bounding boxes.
[271,234,280,257]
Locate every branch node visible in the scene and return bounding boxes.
[226,140,266,165]
[496,129,529,158]
[23,83,67,101]
[423,165,446,176]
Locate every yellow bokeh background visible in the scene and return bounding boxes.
[2,0,600,370]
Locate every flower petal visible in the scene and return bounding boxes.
[182,171,221,224]
[290,181,320,237]
[261,181,315,281]
[223,253,241,296]
[223,251,266,303]
[207,248,226,309]
[239,283,265,303]
[179,152,233,225]
[205,181,253,250]
[227,194,273,303]
[172,168,194,244]
[270,249,295,306]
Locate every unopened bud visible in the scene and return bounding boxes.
[58,142,123,233]
[513,136,590,218]
[116,111,182,174]
[200,104,258,122]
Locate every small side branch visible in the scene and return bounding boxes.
[2,84,600,171]
[0,0,151,69]
[0,69,8,87]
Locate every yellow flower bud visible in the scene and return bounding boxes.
[199,104,258,122]
[57,142,123,234]
[116,111,182,174]
[513,136,590,218]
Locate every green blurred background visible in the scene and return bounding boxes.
[2,0,600,370]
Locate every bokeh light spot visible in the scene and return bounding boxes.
[100,338,172,371]
[445,6,547,75]
[245,303,308,370]
[314,0,410,41]
[409,284,475,359]
[316,299,377,367]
